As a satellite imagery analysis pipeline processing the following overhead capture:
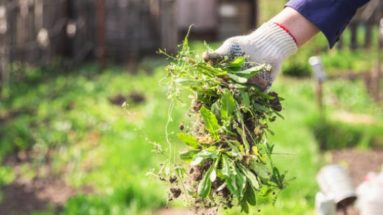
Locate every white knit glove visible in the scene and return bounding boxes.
[204,22,298,90]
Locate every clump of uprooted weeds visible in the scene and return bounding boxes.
[158,36,288,213]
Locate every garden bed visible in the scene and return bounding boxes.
[331,149,383,186]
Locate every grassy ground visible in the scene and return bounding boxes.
[1,55,382,214]
[1,1,382,214]
[0,66,173,214]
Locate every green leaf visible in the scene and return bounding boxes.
[238,164,260,190]
[181,26,191,52]
[240,201,249,213]
[198,150,217,158]
[253,103,269,112]
[198,166,213,198]
[240,91,250,108]
[259,143,275,159]
[235,168,247,199]
[228,74,248,84]
[227,140,244,155]
[190,150,218,166]
[244,184,257,206]
[180,149,199,161]
[235,126,250,154]
[211,101,220,119]
[174,167,187,183]
[226,176,239,197]
[197,63,227,76]
[250,161,270,179]
[231,56,245,66]
[221,155,230,177]
[175,78,199,86]
[220,91,237,121]
[235,64,271,78]
[224,156,239,191]
[228,56,246,70]
[177,132,199,148]
[271,167,286,189]
[191,156,204,166]
[200,106,221,140]
[210,155,220,182]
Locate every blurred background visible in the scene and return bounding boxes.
[0,0,382,214]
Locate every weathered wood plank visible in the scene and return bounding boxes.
[160,0,177,53]
[0,2,8,94]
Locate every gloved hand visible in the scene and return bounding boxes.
[204,22,298,91]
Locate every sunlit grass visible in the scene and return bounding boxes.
[1,55,382,214]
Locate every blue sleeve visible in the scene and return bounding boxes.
[286,0,370,48]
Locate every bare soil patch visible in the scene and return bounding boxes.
[331,149,383,215]
[0,150,92,215]
[108,91,146,106]
[0,178,75,215]
[331,149,383,186]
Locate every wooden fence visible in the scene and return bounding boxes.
[0,0,179,93]
[338,0,383,50]
[0,0,68,64]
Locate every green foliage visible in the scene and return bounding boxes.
[177,133,199,149]
[220,91,237,121]
[309,116,383,150]
[0,166,15,186]
[282,63,311,78]
[0,65,170,214]
[325,79,380,114]
[162,37,287,211]
[62,182,166,215]
[308,79,383,150]
[1,35,382,215]
[199,106,221,140]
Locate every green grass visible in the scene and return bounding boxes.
[1,47,383,214]
[1,1,382,213]
[0,65,177,214]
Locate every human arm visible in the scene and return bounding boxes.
[204,0,371,90]
[286,0,371,47]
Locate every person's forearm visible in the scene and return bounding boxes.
[285,0,370,48]
[270,7,319,47]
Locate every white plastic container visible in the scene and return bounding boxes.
[356,171,383,215]
[317,165,357,208]
[315,192,336,215]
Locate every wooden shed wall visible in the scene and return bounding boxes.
[105,0,160,62]
[0,0,166,66]
[1,0,68,65]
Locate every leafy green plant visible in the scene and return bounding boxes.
[282,62,311,78]
[160,37,288,212]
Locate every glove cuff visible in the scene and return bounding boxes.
[247,22,298,60]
